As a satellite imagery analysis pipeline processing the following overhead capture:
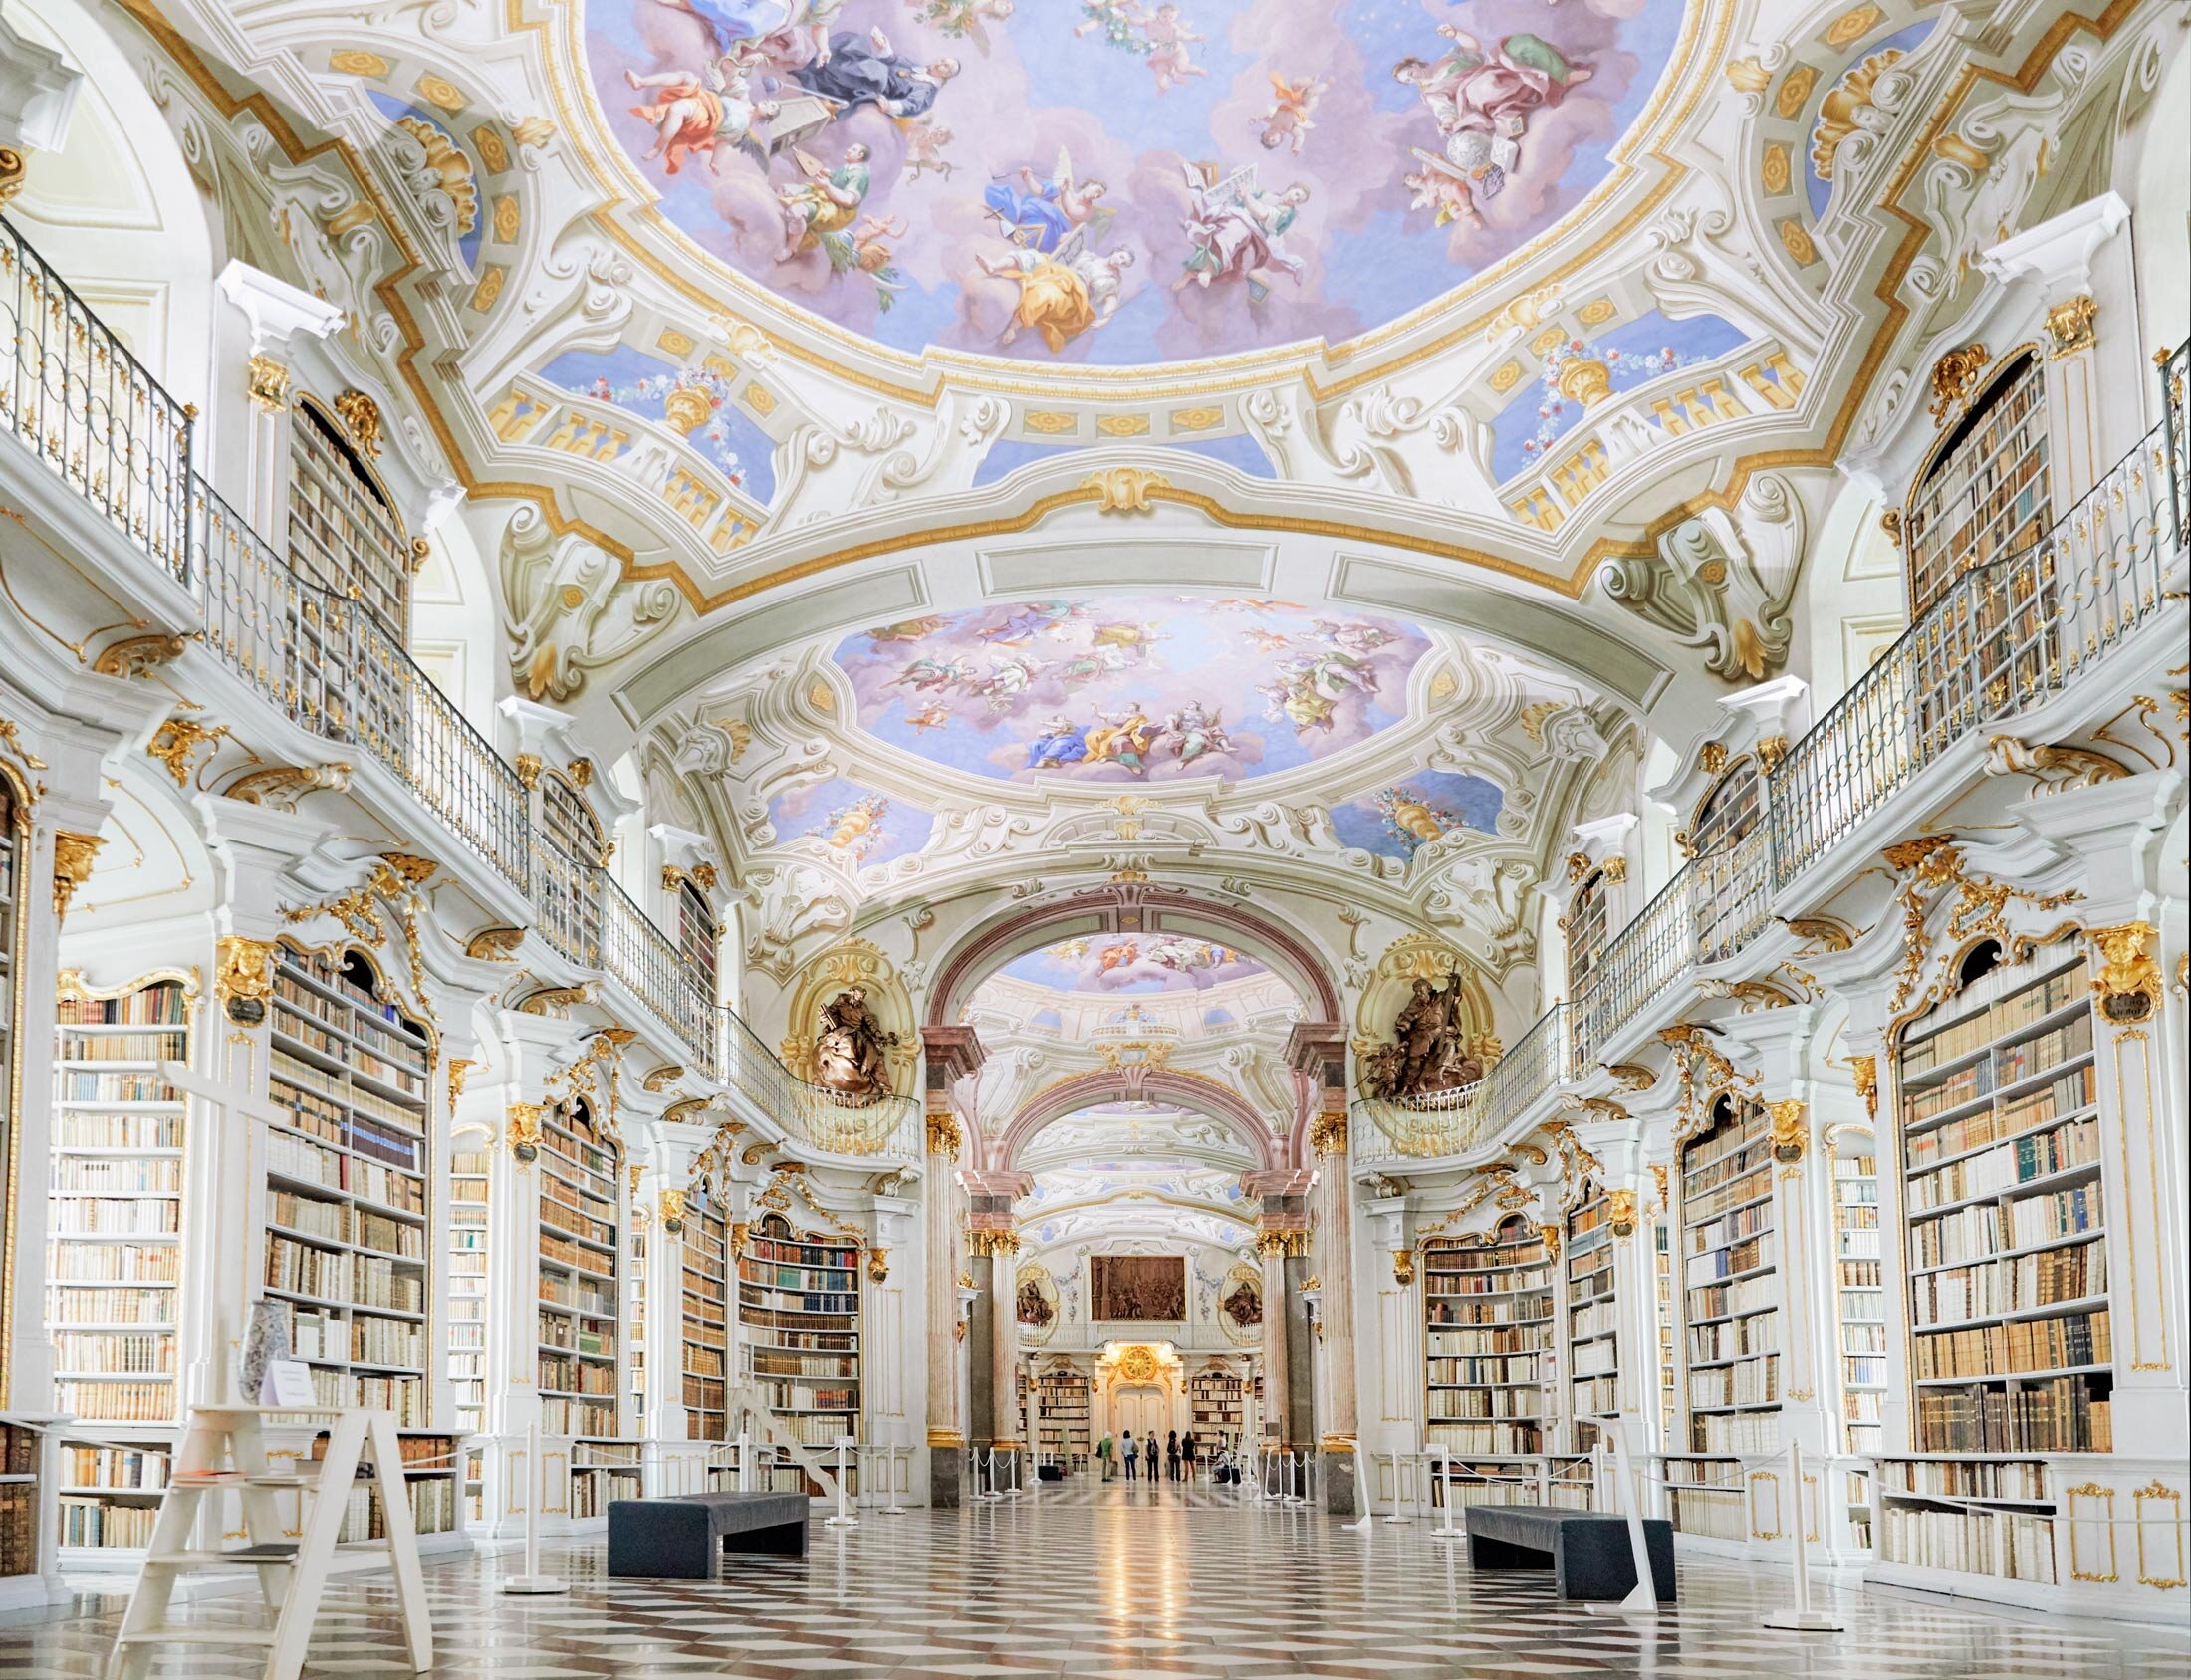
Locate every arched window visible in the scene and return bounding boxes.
[1904,351,2051,617]
[288,397,415,636]
[1688,758,1762,858]
[1566,868,1610,1001]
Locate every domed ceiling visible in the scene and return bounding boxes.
[832,595,1431,782]
[583,0,1689,362]
[993,935,1266,994]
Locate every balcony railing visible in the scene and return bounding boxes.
[0,217,191,583]
[1772,404,2184,889]
[715,1005,921,1158]
[602,873,712,1057]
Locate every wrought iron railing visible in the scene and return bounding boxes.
[602,872,712,1057]
[715,1005,921,1159]
[1771,396,2185,890]
[1573,866,1705,1070]
[0,216,192,583]
[1474,1003,1574,1139]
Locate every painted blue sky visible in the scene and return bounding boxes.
[1330,769,1505,861]
[1489,309,1749,482]
[766,775,933,868]
[994,935,1268,993]
[580,0,1690,363]
[834,595,1432,784]
[539,342,779,503]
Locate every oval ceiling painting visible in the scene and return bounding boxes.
[833,596,1432,782]
[583,0,1689,363]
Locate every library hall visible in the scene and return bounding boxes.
[0,0,2183,1674]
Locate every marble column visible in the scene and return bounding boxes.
[1291,1023,1357,1513]
[920,1025,983,1507]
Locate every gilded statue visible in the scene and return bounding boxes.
[812,985,898,1100]
[1359,975,1488,1101]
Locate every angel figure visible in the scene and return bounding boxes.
[904,117,956,179]
[977,233,1134,353]
[1405,150,1484,230]
[910,0,1014,53]
[1144,3,1206,92]
[1173,163,1309,301]
[1074,0,1148,50]
[1256,72,1328,155]
[1156,700,1229,769]
[775,140,870,260]
[624,57,778,175]
[984,147,1113,255]
[1394,28,1591,165]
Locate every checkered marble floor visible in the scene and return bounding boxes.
[5,1482,2187,1679]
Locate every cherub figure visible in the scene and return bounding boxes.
[904,117,956,180]
[911,0,1014,53]
[1256,72,1328,155]
[1144,3,1206,92]
[984,148,1112,254]
[1074,0,1148,50]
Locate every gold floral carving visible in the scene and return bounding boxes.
[926,1112,962,1157]
[90,632,190,678]
[514,753,542,789]
[465,925,524,961]
[2044,294,2098,359]
[1982,734,2130,793]
[1928,344,1990,423]
[658,1189,687,1231]
[641,1064,684,1092]
[1755,734,1789,776]
[1608,1190,1638,1236]
[1884,836,2081,1017]
[1392,1250,1415,1287]
[1605,1063,1656,1091]
[1780,914,1856,952]
[1538,1224,1561,1261]
[1601,854,1628,884]
[447,1058,474,1104]
[147,718,230,787]
[506,1101,544,1161]
[52,831,103,917]
[1308,1113,1348,1156]
[247,354,289,412]
[1850,1054,1878,1120]
[867,1248,889,1284]
[2087,922,2161,1024]
[1768,1098,1808,1162]
[333,389,384,456]
[1811,50,1901,181]
[225,762,352,812]
[1565,850,1592,883]
[1699,742,1729,775]
[1255,1226,1311,1258]
[0,147,26,209]
[1082,468,1167,514]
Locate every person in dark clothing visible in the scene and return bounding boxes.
[1165,1430,1181,1481]
[1181,1430,1198,1481]
[792,27,960,118]
[1145,1432,1160,1481]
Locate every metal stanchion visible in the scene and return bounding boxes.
[1390,1450,1417,1524]
[1283,1449,1307,1507]
[882,1444,908,1515]
[736,1429,755,1492]
[1585,1423,1662,1619]
[1428,1446,1462,1543]
[503,1424,568,1595]
[1761,1441,1841,1632]
[1345,1445,1375,1532]
[1004,1444,1025,1498]
[825,1436,858,1528]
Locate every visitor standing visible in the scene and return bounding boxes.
[1096,1430,1114,1481]
[1181,1430,1198,1482]
[1146,1432,1160,1482]
[1165,1430,1180,1482]
[1122,1430,1138,1484]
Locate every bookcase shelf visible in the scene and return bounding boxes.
[1671,1095,1780,1542]
[1833,1141,1883,1549]
[737,1215,859,1496]
[1187,1370,1243,1453]
[47,974,192,1558]
[1422,1215,1549,1464]
[1564,1186,1617,1448]
[1879,941,2108,1592]
[0,795,33,1585]
[1036,1370,1093,1467]
[1653,1202,1675,1449]
[537,1098,625,1444]
[448,1142,488,1524]
[681,1190,729,1441]
[261,947,433,1437]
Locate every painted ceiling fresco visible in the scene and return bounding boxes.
[1329,768,1504,861]
[582,0,1688,363]
[833,596,1431,783]
[766,773,933,866]
[1021,1102,1256,1166]
[994,934,1267,993]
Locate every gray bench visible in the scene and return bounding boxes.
[607,1492,809,1579]
[1464,1504,1675,1602]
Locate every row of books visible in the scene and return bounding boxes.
[1687,1199,1773,1255]
[1681,1160,1772,1225]
[1425,1267,1553,1296]
[61,1443,169,1491]
[539,1314,616,1357]
[54,1331,171,1375]
[52,1157,178,1193]
[61,991,187,1026]
[1426,1354,1541,1385]
[753,1382,857,1411]
[1427,1388,1543,1420]
[54,1380,170,1423]
[746,1238,858,1266]
[266,1128,424,1214]
[1902,1068,2094,1167]
[1911,1237,2106,1326]
[1685,1274,1776,1321]
[539,1398,617,1435]
[56,1496,159,1549]
[1423,1422,1543,1453]
[542,1200,615,1246]
[1904,1117,2098,1213]
[1423,1324,1547,1355]
[51,1197,177,1236]
[1571,1374,1619,1415]
[1691,1408,1780,1455]
[1911,1308,2110,1379]
[1570,1340,1615,1378]
[1689,1355,1778,1409]
[57,1034,181,1061]
[540,1233,615,1279]
[53,1109,180,1147]
[540,1354,618,1396]
[1908,1185,2101,1269]
[741,1288,859,1314]
[265,1239,425,1311]
[1685,1232,1772,1287]
[1688,1309,1779,1363]
[1914,1375,2112,1453]
[49,1286,171,1324]
[290,1309,423,1367]
[1570,1299,1619,1339]
[1881,1457,2050,1501]
[751,1352,852,1380]
[1879,1504,2055,1582]
[1899,960,2081,1080]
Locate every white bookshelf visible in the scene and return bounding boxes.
[1422,1215,1550,1505]
[1564,1186,1617,1450]
[737,1214,860,1497]
[47,973,191,1563]
[536,1096,630,1523]
[1670,1096,1780,1542]
[681,1189,729,1441]
[448,1140,489,1524]
[1833,1142,1884,1549]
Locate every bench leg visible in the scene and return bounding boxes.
[723,1521,809,1559]
[1467,1533,1552,1572]
[1554,1528,1679,1602]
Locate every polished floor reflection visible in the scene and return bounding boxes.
[3,1483,2186,1678]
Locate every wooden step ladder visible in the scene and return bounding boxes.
[106,1405,431,1680]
